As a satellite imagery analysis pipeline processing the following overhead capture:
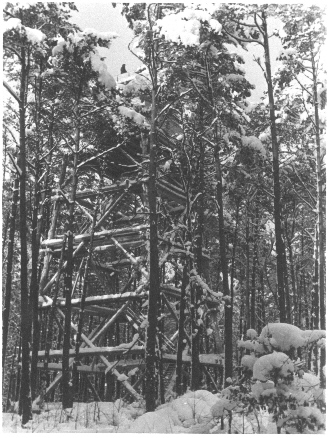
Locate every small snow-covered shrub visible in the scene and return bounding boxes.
[210,323,326,434]
[234,324,326,433]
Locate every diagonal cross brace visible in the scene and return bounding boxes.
[33,298,141,406]
[56,308,142,400]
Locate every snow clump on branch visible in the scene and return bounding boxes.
[90,52,116,89]
[156,5,222,47]
[82,28,119,46]
[118,105,148,126]
[242,136,267,158]
[3,17,46,44]
[253,351,294,381]
[3,17,22,32]
[52,32,117,89]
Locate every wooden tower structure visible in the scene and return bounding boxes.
[28,74,224,408]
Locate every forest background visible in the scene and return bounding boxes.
[1,0,327,433]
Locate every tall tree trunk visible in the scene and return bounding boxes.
[286,219,297,325]
[62,123,80,409]
[309,40,325,386]
[18,44,32,424]
[2,177,19,371]
[310,36,325,333]
[245,207,250,331]
[29,164,41,401]
[176,264,188,395]
[145,4,160,412]
[191,107,205,391]
[262,11,286,322]
[38,116,64,295]
[250,202,259,329]
[214,135,231,384]
[30,72,45,400]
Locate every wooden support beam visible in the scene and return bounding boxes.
[56,308,143,400]
[163,353,224,367]
[93,240,145,253]
[158,238,211,260]
[72,258,85,298]
[76,201,94,222]
[202,365,219,392]
[32,316,108,408]
[40,285,217,310]
[35,345,144,360]
[157,178,185,197]
[71,305,116,317]
[41,224,148,249]
[84,374,102,402]
[95,259,139,269]
[156,181,186,204]
[41,242,85,295]
[95,191,128,229]
[39,290,148,310]
[34,360,144,373]
[51,178,146,201]
[162,292,191,347]
[111,237,149,279]
[91,301,131,343]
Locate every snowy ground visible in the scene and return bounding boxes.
[2,399,145,433]
[2,390,277,434]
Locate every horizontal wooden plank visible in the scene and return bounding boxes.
[39,291,148,309]
[163,353,224,367]
[36,345,145,360]
[34,360,144,373]
[51,178,146,201]
[41,225,148,249]
[33,353,222,373]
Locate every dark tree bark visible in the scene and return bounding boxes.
[262,11,287,323]
[39,153,68,295]
[214,137,232,384]
[310,36,325,333]
[245,206,250,331]
[191,106,205,391]
[250,202,259,330]
[62,125,80,409]
[18,43,32,425]
[2,177,19,371]
[285,215,297,325]
[176,264,188,396]
[30,68,47,399]
[145,3,161,412]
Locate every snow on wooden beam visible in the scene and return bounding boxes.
[41,242,85,295]
[156,182,186,204]
[163,353,224,367]
[39,284,218,311]
[157,178,185,197]
[160,284,220,306]
[39,291,148,310]
[111,237,149,279]
[159,238,211,260]
[71,305,117,317]
[56,308,143,400]
[41,224,148,249]
[93,240,145,253]
[34,353,222,373]
[36,345,144,360]
[96,258,144,270]
[51,178,146,201]
[34,360,144,374]
[91,301,131,342]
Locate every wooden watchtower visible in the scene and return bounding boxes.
[31,74,224,408]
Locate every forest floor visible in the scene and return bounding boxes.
[2,390,279,433]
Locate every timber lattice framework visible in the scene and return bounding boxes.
[28,80,224,408]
